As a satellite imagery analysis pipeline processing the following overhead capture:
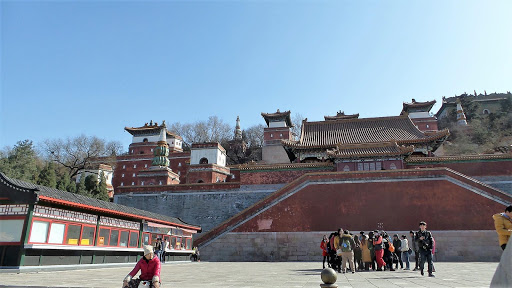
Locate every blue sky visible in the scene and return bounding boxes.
[1,0,511,151]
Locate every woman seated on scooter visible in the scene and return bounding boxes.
[123,245,161,288]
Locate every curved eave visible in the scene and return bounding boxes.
[37,195,201,231]
[397,129,450,145]
[326,146,414,159]
[261,111,293,127]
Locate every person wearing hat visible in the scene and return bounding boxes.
[122,245,161,288]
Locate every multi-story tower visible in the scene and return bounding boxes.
[137,124,180,185]
[401,99,438,132]
[261,110,294,164]
[112,121,190,190]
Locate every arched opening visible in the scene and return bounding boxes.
[200,157,208,164]
[197,179,204,183]
[143,138,148,142]
[483,109,490,115]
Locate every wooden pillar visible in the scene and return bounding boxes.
[91,215,101,264]
[18,204,35,267]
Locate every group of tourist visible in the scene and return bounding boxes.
[320,221,436,277]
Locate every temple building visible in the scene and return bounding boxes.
[188,142,230,183]
[0,172,201,268]
[281,115,450,170]
[436,91,511,119]
[400,99,438,132]
[113,121,190,188]
[136,124,180,186]
[261,110,294,164]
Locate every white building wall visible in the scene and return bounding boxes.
[269,120,286,128]
[132,135,160,143]
[190,147,226,166]
[166,137,182,150]
[408,112,432,119]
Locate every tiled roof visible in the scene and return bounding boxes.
[324,112,359,121]
[261,110,293,127]
[125,124,182,140]
[401,99,436,114]
[327,141,414,158]
[0,172,200,230]
[282,115,449,149]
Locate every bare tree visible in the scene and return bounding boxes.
[42,135,122,178]
[169,116,232,148]
[244,124,265,148]
[291,113,304,141]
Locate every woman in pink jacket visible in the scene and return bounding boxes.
[123,245,161,288]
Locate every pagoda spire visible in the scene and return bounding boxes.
[456,99,468,126]
[235,116,242,140]
[151,124,170,167]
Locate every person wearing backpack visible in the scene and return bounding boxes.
[333,229,343,272]
[339,230,356,273]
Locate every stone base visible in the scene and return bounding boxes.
[320,284,338,288]
[200,230,503,262]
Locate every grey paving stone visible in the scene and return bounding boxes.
[0,262,499,288]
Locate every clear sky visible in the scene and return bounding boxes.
[1,0,511,151]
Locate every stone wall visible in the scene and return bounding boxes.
[200,230,503,262]
[114,184,283,234]
[474,176,512,195]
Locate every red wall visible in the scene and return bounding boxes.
[233,178,507,233]
[240,167,334,185]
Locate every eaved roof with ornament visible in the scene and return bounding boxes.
[261,110,293,127]
[125,120,182,140]
[401,99,436,115]
[326,141,415,159]
[0,172,200,231]
[324,111,360,121]
[282,115,449,150]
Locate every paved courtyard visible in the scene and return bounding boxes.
[0,261,499,288]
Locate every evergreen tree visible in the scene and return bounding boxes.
[66,178,77,193]
[76,174,88,196]
[96,171,110,201]
[0,140,40,183]
[57,173,73,192]
[37,162,57,188]
[84,174,99,195]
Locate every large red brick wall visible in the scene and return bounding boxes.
[233,177,508,233]
[406,159,512,176]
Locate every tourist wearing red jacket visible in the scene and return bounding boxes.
[373,232,386,271]
[123,245,161,288]
[320,235,329,269]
